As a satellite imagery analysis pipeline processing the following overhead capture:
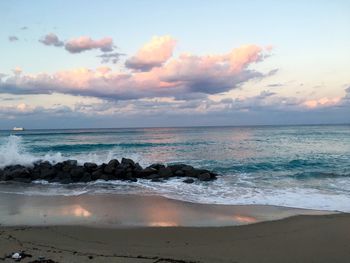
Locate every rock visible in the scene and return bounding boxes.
[91,169,103,180]
[53,162,63,170]
[62,160,77,172]
[174,170,185,177]
[40,167,57,180]
[80,173,92,182]
[56,171,71,180]
[148,163,165,170]
[4,165,30,181]
[108,159,120,167]
[198,173,211,181]
[84,162,97,171]
[70,166,85,181]
[183,178,195,184]
[0,158,220,184]
[121,158,135,167]
[135,167,157,178]
[148,174,162,179]
[157,167,173,178]
[134,163,143,171]
[168,164,187,173]
[99,174,109,181]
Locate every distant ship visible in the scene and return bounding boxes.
[13,127,24,131]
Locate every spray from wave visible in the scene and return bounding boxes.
[0,135,144,168]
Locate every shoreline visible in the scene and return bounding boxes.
[1,213,349,262]
[0,192,333,228]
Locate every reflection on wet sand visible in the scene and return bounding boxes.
[0,193,328,227]
[61,205,92,218]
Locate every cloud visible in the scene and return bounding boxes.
[20,26,28,30]
[0,40,271,101]
[97,52,124,64]
[39,33,64,47]
[125,35,176,71]
[303,97,341,109]
[8,36,19,42]
[65,36,114,53]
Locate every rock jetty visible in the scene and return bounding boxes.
[0,158,218,184]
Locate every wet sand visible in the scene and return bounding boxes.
[1,214,350,262]
[0,193,330,227]
[0,193,348,262]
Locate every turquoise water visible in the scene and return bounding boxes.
[0,125,349,211]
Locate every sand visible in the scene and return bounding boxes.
[0,213,350,263]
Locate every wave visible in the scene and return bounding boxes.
[31,141,212,153]
[0,135,138,168]
[290,172,350,179]
[223,159,336,173]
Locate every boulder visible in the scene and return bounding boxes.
[198,173,211,181]
[157,167,173,178]
[83,162,97,171]
[39,167,57,180]
[62,160,77,172]
[183,178,195,184]
[135,167,157,178]
[70,166,85,181]
[121,158,135,167]
[91,169,104,180]
[148,163,165,170]
[80,173,92,183]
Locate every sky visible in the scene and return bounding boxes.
[0,0,349,129]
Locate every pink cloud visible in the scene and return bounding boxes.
[304,97,341,108]
[65,36,114,53]
[125,35,176,71]
[0,39,271,100]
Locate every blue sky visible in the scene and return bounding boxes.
[0,0,349,128]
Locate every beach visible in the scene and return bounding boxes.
[1,212,349,262]
[1,193,348,262]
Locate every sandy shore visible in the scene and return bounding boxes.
[0,213,349,262]
[0,193,330,227]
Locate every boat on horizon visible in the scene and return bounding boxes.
[13,127,24,131]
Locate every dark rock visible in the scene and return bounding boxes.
[70,166,85,181]
[4,165,30,181]
[99,174,109,181]
[40,167,57,180]
[80,173,92,182]
[56,171,71,180]
[62,160,77,172]
[108,159,120,167]
[148,174,161,179]
[84,162,97,171]
[198,173,211,181]
[157,167,173,178]
[183,178,195,184]
[114,167,126,178]
[0,158,219,184]
[168,164,187,173]
[134,162,143,171]
[174,170,185,177]
[121,158,135,167]
[91,169,103,180]
[135,167,157,178]
[148,163,165,170]
[53,162,63,170]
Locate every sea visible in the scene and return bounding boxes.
[0,125,349,212]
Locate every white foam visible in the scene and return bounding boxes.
[0,135,144,168]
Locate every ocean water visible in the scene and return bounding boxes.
[0,125,349,212]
